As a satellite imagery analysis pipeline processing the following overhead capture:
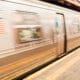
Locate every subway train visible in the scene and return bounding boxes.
[0,0,80,79]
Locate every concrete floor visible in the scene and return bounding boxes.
[23,48,80,80]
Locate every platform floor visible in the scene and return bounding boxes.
[23,48,80,80]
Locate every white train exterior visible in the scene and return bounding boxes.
[0,0,80,79]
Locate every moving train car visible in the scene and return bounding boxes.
[0,0,80,79]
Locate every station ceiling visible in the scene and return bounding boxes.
[40,0,80,12]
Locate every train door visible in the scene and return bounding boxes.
[55,13,66,55]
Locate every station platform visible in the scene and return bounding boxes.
[24,48,80,80]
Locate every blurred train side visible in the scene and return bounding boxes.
[0,0,80,79]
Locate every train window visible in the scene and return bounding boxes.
[15,27,43,43]
[55,14,64,34]
[68,17,80,35]
[72,18,80,34]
